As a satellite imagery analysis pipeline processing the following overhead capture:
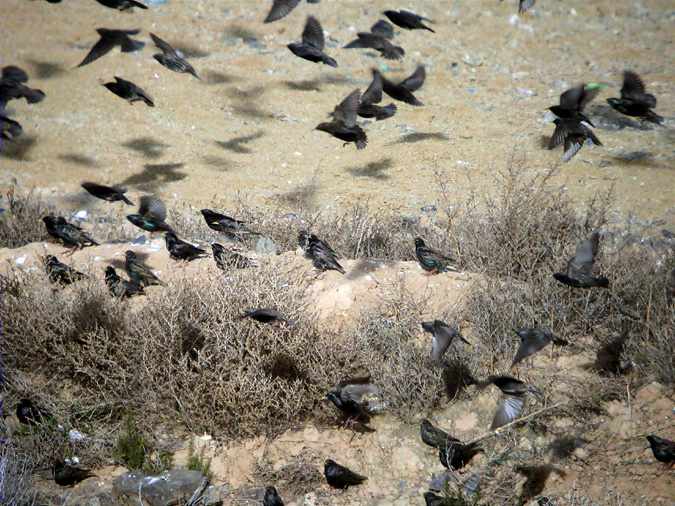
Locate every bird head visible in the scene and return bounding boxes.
[125,250,136,261]
[104,266,117,278]
[315,122,331,133]
[414,237,426,248]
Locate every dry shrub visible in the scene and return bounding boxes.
[0,187,53,248]
[254,454,323,497]
[0,440,38,506]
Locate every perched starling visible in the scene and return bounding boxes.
[548,117,602,162]
[264,0,319,23]
[344,20,404,60]
[438,438,483,470]
[16,399,51,426]
[511,328,568,366]
[241,308,291,326]
[103,76,154,106]
[0,65,45,107]
[165,232,207,261]
[288,16,337,67]
[53,460,96,487]
[553,232,609,288]
[150,33,200,79]
[376,65,426,106]
[324,459,367,489]
[43,215,98,249]
[44,255,87,285]
[607,71,663,124]
[105,266,144,298]
[200,209,257,237]
[0,114,22,141]
[125,250,164,287]
[316,89,367,149]
[81,182,133,205]
[357,71,397,121]
[384,9,434,32]
[299,231,344,274]
[298,230,339,258]
[421,320,470,364]
[127,196,173,233]
[549,83,602,127]
[95,0,147,10]
[77,28,144,68]
[263,486,285,506]
[479,376,542,429]
[646,435,675,465]
[212,243,254,270]
[415,237,456,274]
[420,418,451,449]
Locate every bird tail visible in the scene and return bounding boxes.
[131,0,149,8]
[422,24,435,33]
[122,195,134,206]
[645,111,664,125]
[322,56,338,68]
[24,87,46,104]
[121,39,145,53]
[141,94,155,107]
[375,103,397,120]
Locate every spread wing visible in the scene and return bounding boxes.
[264,0,301,23]
[562,137,583,162]
[138,195,167,222]
[302,16,325,50]
[2,65,29,83]
[150,33,177,57]
[491,394,524,429]
[361,71,383,105]
[333,89,360,127]
[399,65,425,92]
[559,84,585,110]
[621,70,646,98]
[371,20,394,39]
[78,34,116,67]
[548,120,567,149]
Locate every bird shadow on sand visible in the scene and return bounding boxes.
[215,131,265,154]
[122,137,169,159]
[548,435,589,461]
[589,104,652,131]
[109,249,152,270]
[0,136,38,161]
[346,258,397,280]
[27,59,67,79]
[346,158,392,180]
[201,155,237,171]
[120,162,186,192]
[393,132,449,144]
[226,86,274,120]
[605,150,663,169]
[58,153,99,168]
[283,74,355,92]
[223,25,262,45]
[203,71,237,85]
[276,180,319,209]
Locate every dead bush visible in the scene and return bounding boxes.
[0,187,53,248]
[0,439,38,506]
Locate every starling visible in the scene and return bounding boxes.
[357,71,397,121]
[43,215,98,249]
[549,83,602,127]
[81,181,133,205]
[646,435,675,466]
[165,232,207,261]
[511,328,568,366]
[479,376,542,429]
[595,330,633,376]
[0,114,22,141]
[553,232,609,288]
[125,250,164,287]
[77,28,145,68]
[103,76,154,106]
[241,308,291,326]
[105,266,144,298]
[298,230,339,258]
[324,459,367,489]
[420,418,451,449]
[150,33,200,79]
[264,0,319,23]
[344,20,404,60]
[438,439,483,470]
[127,195,173,233]
[415,237,456,274]
[421,320,470,364]
[44,255,87,285]
[548,117,602,162]
[299,231,344,274]
[212,243,254,270]
[200,209,257,237]
[327,376,379,429]
[263,486,285,506]
[383,9,434,32]
[376,65,426,106]
[95,0,148,10]
[607,71,663,125]
[424,492,446,506]
[0,65,45,107]
[287,16,337,67]
[316,89,367,149]
[53,460,96,487]
[1,65,29,83]
[16,399,52,426]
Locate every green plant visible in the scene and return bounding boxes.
[186,440,212,480]
[113,415,147,470]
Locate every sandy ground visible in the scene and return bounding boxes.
[1,0,674,223]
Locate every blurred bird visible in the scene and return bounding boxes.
[324,459,367,489]
[0,114,22,141]
[377,65,426,106]
[53,460,96,487]
[150,33,200,79]
[420,418,451,449]
[501,0,536,14]
[43,215,98,249]
[44,255,87,285]
[299,231,344,274]
[415,237,456,274]
[264,0,320,23]
[81,182,133,205]
[607,71,663,125]
[384,9,434,32]
[553,232,609,288]
[200,209,257,238]
[77,28,144,68]
[263,486,285,506]
[288,16,337,67]
[211,243,254,270]
[344,20,404,60]
[327,376,380,430]
[316,89,367,149]
[0,65,45,107]
[298,230,339,258]
[548,117,601,162]
[438,438,483,470]
[125,250,165,287]
[1,65,29,83]
[105,266,144,298]
[165,232,207,261]
[421,320,470,364]
[16,399,52,426]
[646,435,675,466]
[95,0,147,10]
[511,328,568,366]
[357,71,397,121]
[103,76,154,106]
[595,330,634,376]
[478,376,542,429]
[549,83,603,127]
[241,308,291,326]
[424,492,446,506]
[127,196,173,234]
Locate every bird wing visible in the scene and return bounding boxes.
[491,394,524,429]
[361,71,383,105]
[333,89,360,127]
[431,334,450,363]
[621,70,646,98]
[150,33,177,57]
[302,16,325,50]
[264,0,301,23]
[371,20,394,39]
[78,34,116,67]
[562,137,583,162]
[1,65,29,83]
[138,195,167,222]
[568,232,598,277]
[399,65,426,92]
[548,120,567,149]
[559,84,585,110]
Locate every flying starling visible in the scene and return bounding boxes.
[95,0,147,10]
[324,459,367,489]
[264,0,319,23]
[548,117,602,162]
[53,460,96,487]
[200,209,257,238]
[105,266,144,298]
[16,399,52,426]
[103,76,154,106]
[288,16,337,67]
[165,232,207,261]
[553,232,609,288]
[263,486,285,506]
[549,83,603,126]
[316,89,367,149]
[511,328,568,366]
[344,20,404,60]
[0,65,45,107]
[43,215,98,249]
[81,182,133,205]
[125,250,165,287]
[0,114,22,141]
[479,376,542,429]
[241,308,291,326]
[421,320,470,364]
[646,435,675,466]
[77,28,144,68]
[150,33,200,79]
[607,71,663,124]
[415,237,456,274]
[438,438,483,470]
[44,255,87,285]
[383,9,434,32]
[127,196,173,233]
[357,71,397,121]
[376,65,426,106]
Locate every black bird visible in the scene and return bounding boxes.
[165,232,207,261]
[53,460,96,487]
[287,16,337,67]
[103,76,154,106]
[125,250,164,287]
[127,196,173,234]
[263,486,285,506]
[0,114,22,141]
[415,237,456,274]
[150,33,200,79]
[211,243,254,270]
[512,328,568,366]
[438,439,483,470]
[370,19,395,39]
[16,399,51,426]
[298,230,339,258]
[299,231,344,274]
[316,89,367,149]
[377,65,426,106]
[0,65,45,107]
[1,65,29,84]
[424,492,446,506]
[95,0,147,10]
[384,9,434,32]
[77,28,144,68]
[421,320,470,364]
[81,182,133,205]
[264,0,320,23]
[241,308,291,326]
[44,255,87,285]
[200,209,257,237]
[344,20,404,60]
[548,117,602,162]
[549,83,600,127]
[43,215,98,249]
[358,71,397,121]
[553,232,609,288]
[105,266,144,298]
[420,418,451,449]
[479,376,542,429]
[595,330,633,376]
[607,71,663,125]
[324,459,367,489]
[327,376,378,428]
[646,435,675,466]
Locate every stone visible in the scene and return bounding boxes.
[255,236,278,256]
[112,469,207,506]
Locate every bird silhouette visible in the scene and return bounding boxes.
[263,486,285,506]
[377,65,426,106]
[211,243,254,270]
[607,71,663,124]
[81,182,133,205]
[287,16,337,67]
[77,28,144,68]
[478,376,542,429]
[44,255,87,285]
[105,266,144,298]
[43,215,98,249]
[324,459,367,489]
[103,76,154,106]
[384,10,434,32]
[415,237,456,274]
[511,327,568,366]
[151,33,200,79]
[127,196,173,234]
[125,250,165,287]
[358,71,397,121]
[16,399,52,426]
[549,83,601,126]
[53,460,96,487]
[548,117,602,162]
[344,20,404,60]
[95,0,147,10]
[316,89,367,149]
[264,0,320,23]
[421,320,470,364]
[646,435,675,466]
[165,232,207,261]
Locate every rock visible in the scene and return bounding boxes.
[112,469,208,506]
[255,236,278,256]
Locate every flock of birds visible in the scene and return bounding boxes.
[2,0,673,503]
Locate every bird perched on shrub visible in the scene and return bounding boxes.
[44,255,87,285]
[263,486,285,506]
[211,243,254,270]
[421,320,470,364]
[384,9,434,32]
[53,460,96,487]
[16,399,52,426]
[81,181,133,205]
[415,237,456,274]
[165,232,207,261]
[316,89,367,149]
[377,65,426,106]
[77,28,144,68]
[43,215,98,249]
[607,71,663,125]
[344,20,404,60]
[357,71,397,121]
[511,327,568,366]
[150,33,200,79]
[125,250,164,287]
[288,16,337,67]
[324,459,367,489]
[103,76,154,106]
[105,266,144,298]
[127,196,173,234]
[201,209,257,238]
[646,435,675,466]
[478,376,542,429]
[299,231,344,274]
[553,232,609,288]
